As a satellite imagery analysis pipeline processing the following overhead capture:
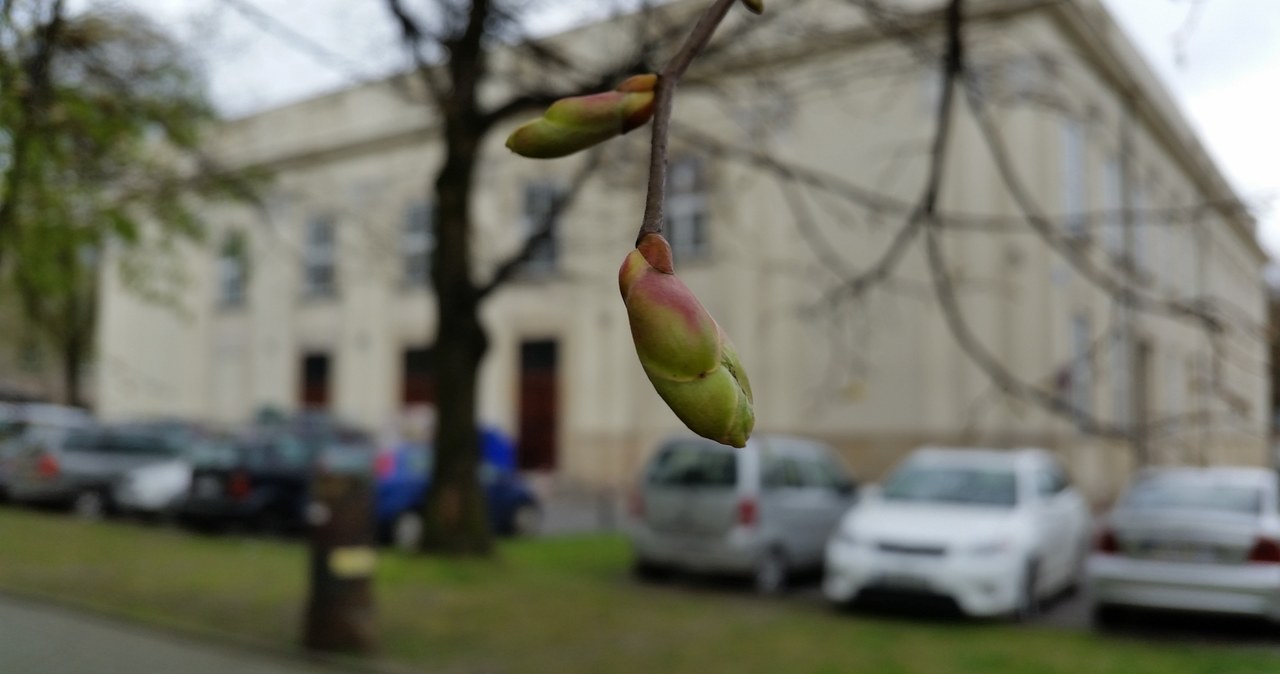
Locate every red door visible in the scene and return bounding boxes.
[300,353,331,409]
[402,347,436,406]
[518,340,558,471]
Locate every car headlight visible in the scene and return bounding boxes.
[968,538,1014,556]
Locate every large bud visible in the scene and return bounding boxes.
[619,233,754,447]
[506,74,657,159]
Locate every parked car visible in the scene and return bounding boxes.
[824,447,1091,618]
[375,428,541,550]
[1087,467,1280,625]
[111,421,232,518]
[627,434,856,594]
[6,421,183,518]
[0,403,93,502]
[176,422,373,533]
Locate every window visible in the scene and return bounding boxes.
[1060,118,1086,238]
[1102,155,1123,257]
[762,456,803,490]
[645,441,737,487]
[665,156,709,260]
[302,216,336,298]
[522,183,563,273]
[1131,182,1146,272]
[1112,329,1131,426]
[403,202,434,287]
[1070,313,1093,420]
[1035,464,1070,497]
[217,233,248,308]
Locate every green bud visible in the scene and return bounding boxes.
[619,233,754,447]
[506,74,658,159]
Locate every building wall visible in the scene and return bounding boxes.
[96,0,1269,504]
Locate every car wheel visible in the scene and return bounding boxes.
[72,490,107,521]
[632,557,671,583]
[754,548,789,596]
[511,502,542,537]
[392,511,424,551]
[1090,602,1127,629]
[1014,559,1041,620]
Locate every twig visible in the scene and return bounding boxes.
[637,0,742,244]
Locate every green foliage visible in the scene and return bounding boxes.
[0,2,258,403]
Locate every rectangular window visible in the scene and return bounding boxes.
[1131,182,1146,272]
[1112,329,1131,426]
[1070,313,1092,419]
[1102,155,1123,257]
[303,215,336,298]
[403,201,434,287]
[1060,119,1086,239]
[522,183,563,273]
[217,233,247,308]
[666,156,710,260]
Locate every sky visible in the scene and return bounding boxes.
[107,0,1280,257]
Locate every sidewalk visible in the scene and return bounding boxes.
[0,595,356,674]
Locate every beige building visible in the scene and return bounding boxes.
[97,0,1270,503]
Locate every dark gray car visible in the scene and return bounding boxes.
[7,423,184,518]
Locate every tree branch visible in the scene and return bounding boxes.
[477,150,603,299]
[637,0,742,244]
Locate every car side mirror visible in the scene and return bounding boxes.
[834,481,856,498]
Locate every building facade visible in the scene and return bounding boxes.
[97,0,1270,503]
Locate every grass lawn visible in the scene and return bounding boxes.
[0,507,1276,674]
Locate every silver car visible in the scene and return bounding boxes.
[627,434,856,593]
[1088,467,1280,624]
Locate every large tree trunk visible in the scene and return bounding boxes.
[418,108,493,554]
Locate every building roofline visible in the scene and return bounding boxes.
[1045,0,1266,262]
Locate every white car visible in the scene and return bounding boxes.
[824,447,1091,618]
[113,458,193,516]
[1088,467,1280,624]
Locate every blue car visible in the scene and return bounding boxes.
[375,428,541,549]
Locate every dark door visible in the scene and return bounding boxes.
[300,352,331,409]
[518,340,558,471]
[402,346,436,406]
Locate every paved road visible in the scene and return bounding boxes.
[0,596,359,674]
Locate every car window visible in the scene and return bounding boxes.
[797,456,851,490]
[109,433,179,458]
[1035,464,1070,497]
[646,441,737,488]
[882,464,1019,508]
[1121,476,1263,515]
[762,456,803,490]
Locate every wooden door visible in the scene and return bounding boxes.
[300,352,331,409]
[518,340,558,471]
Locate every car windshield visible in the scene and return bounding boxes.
[881,464,1019,508]
[646,441,737,487]
[238,435,313,471]
[1121,476,1263,515]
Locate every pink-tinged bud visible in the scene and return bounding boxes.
[506,74,658,159]
[740,0,763,14]
[619,234,754,447]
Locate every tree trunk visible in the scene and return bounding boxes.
[62,336,83,408]
[418,111,492,555]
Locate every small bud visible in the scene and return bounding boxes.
[619,233,754,447]
[506,74,658,159]
[740,0,763,14]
